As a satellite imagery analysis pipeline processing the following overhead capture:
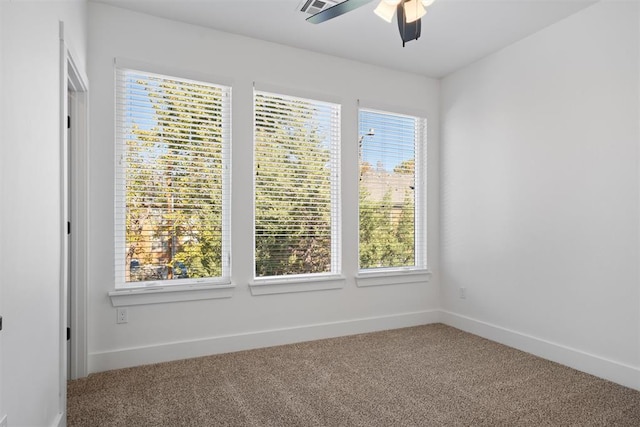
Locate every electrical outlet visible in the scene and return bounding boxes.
[459,287,467,299]
[0,414,8,427]
[116,308,128,324]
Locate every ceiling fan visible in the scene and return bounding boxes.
[302,0,436,47]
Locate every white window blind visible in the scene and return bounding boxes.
[358,108,426,271]
[115,67,231,287]
[254,90,341,279]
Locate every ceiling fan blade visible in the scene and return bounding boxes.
[306,0,374,24]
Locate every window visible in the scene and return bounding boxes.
[115,67,231,288]
[254,90,341,280]
[358,109,426,272]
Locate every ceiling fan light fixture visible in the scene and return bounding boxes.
[307,0,431,47]
[403,0,427,23]
[374,1,397,23]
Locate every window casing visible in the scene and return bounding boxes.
[358,108,426,273]
[253,90,341,281]
[115,67,231,289]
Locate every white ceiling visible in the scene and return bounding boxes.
[92,0,597,78]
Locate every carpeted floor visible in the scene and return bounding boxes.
[68,324,640,426]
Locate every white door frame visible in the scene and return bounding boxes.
[59,20,89,422]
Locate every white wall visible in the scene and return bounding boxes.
[87,3,440,372]
[441,1,640,389]
[0,0,4,423]
[0,1,87,425]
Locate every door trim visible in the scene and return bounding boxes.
[59,20,89,422]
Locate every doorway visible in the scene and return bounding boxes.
[63,51,88,380]
[60,23,89,421]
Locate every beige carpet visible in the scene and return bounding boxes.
[68,324,640,426]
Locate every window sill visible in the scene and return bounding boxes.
[356,269,432,288]
[249,275,346,296]
[109,282,235,307]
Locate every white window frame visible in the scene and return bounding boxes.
[356,107,430,287]
[250,87,344,295]
[110,60,234,305]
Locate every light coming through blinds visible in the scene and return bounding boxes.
[254,90,341,279]
[115,68,231,286]
[359,108,426,271]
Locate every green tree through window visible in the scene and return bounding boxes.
[116,68,230,284]
[359,109,426,270]
[254,91,340,278]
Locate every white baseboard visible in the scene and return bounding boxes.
[440,310,640,391]
[89,310,441,373]
[87,309,640,392]
[51,412,65,427]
